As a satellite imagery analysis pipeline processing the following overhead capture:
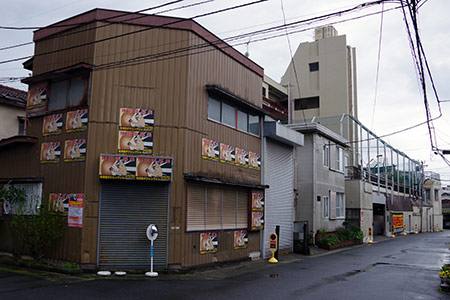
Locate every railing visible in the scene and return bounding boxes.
[262,96,288,121]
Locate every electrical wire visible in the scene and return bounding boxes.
[370,2,384,130]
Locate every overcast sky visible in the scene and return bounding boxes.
[1,0,449,182]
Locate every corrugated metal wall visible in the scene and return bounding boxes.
[264,139,294,257]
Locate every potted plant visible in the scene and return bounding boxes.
[439,264,450,291]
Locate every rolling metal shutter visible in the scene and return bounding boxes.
[264,139,294,257]
[98,180,169,270]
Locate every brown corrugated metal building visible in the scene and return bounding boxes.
[0,9,267,270]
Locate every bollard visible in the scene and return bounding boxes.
[435,224,439,232]
[391,223,395,238]
[414,224,418,234]
[268,233,278,264]
[402,225,407,236]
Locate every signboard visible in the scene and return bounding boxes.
[249,151,261,170]
[201,138,219,161]
[136,157,172,181]
[64,139,86,162]
[234,230,248,250]
[99,154,173,181]
[68,194,84,228]
[119,108,154,131]
[200,232,218,254]
[40,142,61,163]
[66,109,88,133]
[27,84,47,110]
[220,143,235,164]
[235,148,248,167]
[42,114,63,136]
[392,213,404,234]
[118,131,153,154]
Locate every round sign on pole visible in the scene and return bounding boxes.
[146,224,158,241]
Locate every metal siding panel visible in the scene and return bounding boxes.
[99,180,169,270]
[264,139,294,257]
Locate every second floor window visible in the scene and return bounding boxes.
[323,144,330,167]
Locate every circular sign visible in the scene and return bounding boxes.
[146,224,158,241]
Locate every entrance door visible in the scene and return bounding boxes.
[98,180,169,270]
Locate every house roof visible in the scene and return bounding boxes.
[0,85,27,108]
[32,8,264,77]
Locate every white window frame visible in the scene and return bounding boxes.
[323,144,330,168]
[335,192,345,219]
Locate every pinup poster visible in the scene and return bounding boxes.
[234,230,248,250]
[200,232,218,254]
[251,211,264,231]
[119,108,154,131]
[201,138,219,161]
[235,148,248,167]
[136,157,173,181]
[42,114,63,136]
[27,84,48,109]
[66,109,88,133]
[99,154,136,179]
[64,139,86,162]
[40,142,61,163]
[118,131,153,154]
[249,151,261,170]
[219,143,235,165]
[251,192,264,211]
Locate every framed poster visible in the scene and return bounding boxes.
[119,108,154,131]
[40,142,61,163]
[136,157,173,181]
[249,151,261,170]
[250,191,264,231]
[64,139,86,162]
[200,232,218,254]
[42,114,63,136]
[118,131,153,154]
[27,84,47,110]
[392,213,404,234]
[235,148,248,167]
[251,212,264,231]
[68,194,84,228]
[201,138,219,161]
[99,154,136,179]
[66,109,88,133]
[220,143,235,165]
[49,193,69,215]
[234,230,248,250]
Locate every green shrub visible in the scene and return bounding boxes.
[317,228,327,233]
[317,227,364,246]
[10,205,66,261]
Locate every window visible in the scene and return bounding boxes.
[1,183,42,215]
[424,188,431,201]
[323,144,330,167]
[336,147,344,172]
[186,182,248,231]
[309,62,319,72]
[18,117,25,135]
[294,96,319,110]
[323,196,329,218]
[207,96,221,122]
[48,75,89,112]
[237,110,248,132]
[207,96,260,136]
[336,192,345,219]
[434,189,439,201]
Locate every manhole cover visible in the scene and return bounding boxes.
[269,274,279,278]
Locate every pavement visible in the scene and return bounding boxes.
[0,234,407,283]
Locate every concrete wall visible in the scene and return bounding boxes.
[0,104,25,139]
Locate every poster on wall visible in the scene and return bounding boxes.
[99,154,136,179]
[136,157,172,181]
[27,84,48,110]
[68,194,84,228]
[251,192,264,211]
[66,109,88,133]
[200,232,218,254]
[235,148,248,167]
[42,114,63,136]
[234,230,248,250]
[64,139,86,162]
[40,142,61,163]
[251,212,264,231]
[119,108,154,131]
[118,131,153,154]
[392,213,404,234]
[248,152,261,170]
[49,193,69,215]
[201,138,219,161]
[219,143,235,164]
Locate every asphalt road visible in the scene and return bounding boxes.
[1,231,449,300]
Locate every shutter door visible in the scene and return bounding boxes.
[264,139,294,257]
[99,180,169,270]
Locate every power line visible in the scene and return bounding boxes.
[370,2,384,130]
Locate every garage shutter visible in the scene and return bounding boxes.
[264,139,294,257]
[99,180,169,270]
